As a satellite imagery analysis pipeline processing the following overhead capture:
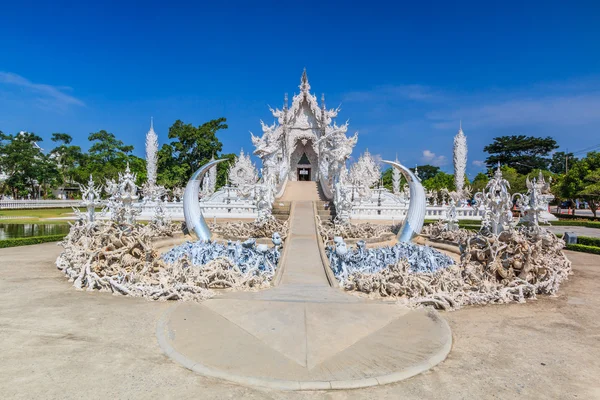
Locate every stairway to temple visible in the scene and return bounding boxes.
[278,181,327,202]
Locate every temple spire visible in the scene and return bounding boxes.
[299,68,310,93]
[150,116,154,131]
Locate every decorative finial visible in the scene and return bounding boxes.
[299,68,310,92]
[150,116,154,131]
[284,93,288,109]
[459,119,461,131]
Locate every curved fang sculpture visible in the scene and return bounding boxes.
[183,159,227,241]
[382,160,426,242]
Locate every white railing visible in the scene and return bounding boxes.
[351,205,485,221]
[0,199,81,210]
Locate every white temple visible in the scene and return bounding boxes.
[251,69,357,191]
[129,70,486,222]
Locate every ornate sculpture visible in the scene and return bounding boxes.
[333,179,353,224]
[453,122,467,198]
[228,149,258,187]
[201,156,218,198]
[383,160,426,242]
[349,150,380,200]
[514,173,551,228]
[183,159,227,241]
[474,165,518,235]
[255,179,275,222]
[76,175,102,222]
[103,163,140,224]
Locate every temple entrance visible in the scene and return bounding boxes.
[290,142,318,182]
[297,167,311,181]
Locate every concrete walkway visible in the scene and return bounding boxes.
[2,244,600,398]
[158,201,452,390]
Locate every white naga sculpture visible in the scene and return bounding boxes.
[76,175,102,222]
[474,165,518,235]
[453,123,467,200]
[251,69,357,194]
[228,149,258,187]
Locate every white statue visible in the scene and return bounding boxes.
[228,149,258,187]
[104,163,140,224]
[514,173,552,228]
[474,164,518,235]
[349,150,380,200]
[76,175,102,222]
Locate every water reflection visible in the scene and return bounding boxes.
[0,224,70,240]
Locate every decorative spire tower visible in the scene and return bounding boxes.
[453,122,467,196]
[145,117,159,190]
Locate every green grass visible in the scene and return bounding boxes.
[0,207,98,224]
[0,234,67,248]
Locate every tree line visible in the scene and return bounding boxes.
[0,118,233,199]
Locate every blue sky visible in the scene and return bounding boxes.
[1,0,600,180]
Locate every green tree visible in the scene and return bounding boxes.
[0,132,55,198]
[422,172,455,191]
[414,165,440,181]
[82,130,143,184]
[471,172,489,194]
[484,135,558,174]
[549,151,576,175]
[559,152,600,217]
[157,118,229,189]
[50,133,84,192]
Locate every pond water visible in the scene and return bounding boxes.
[0,224,71,240]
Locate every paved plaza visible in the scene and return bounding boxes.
[1,232,600,398]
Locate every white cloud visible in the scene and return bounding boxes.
[0,71,84,110]
[472,160,485,167]
[421,150,448,167]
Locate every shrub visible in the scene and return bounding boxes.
[565,243,600,255]
[0,234,67,249]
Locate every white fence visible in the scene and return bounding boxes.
[0,200,81,210]
[351,205,485,221]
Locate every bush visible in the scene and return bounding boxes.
[550,221,600,229]
[552,213,599,222]
[578,236,600,247]
[0,234,67,249]
[566,243,600,255]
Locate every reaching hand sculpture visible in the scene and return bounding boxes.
[183,159,227,241]
[382,160,426,242]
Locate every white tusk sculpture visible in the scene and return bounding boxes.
[183,159,227,241]
[382,160,426,242]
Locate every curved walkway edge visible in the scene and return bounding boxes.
[156,304,453,391]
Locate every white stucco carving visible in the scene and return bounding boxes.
[228,149,258,187]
